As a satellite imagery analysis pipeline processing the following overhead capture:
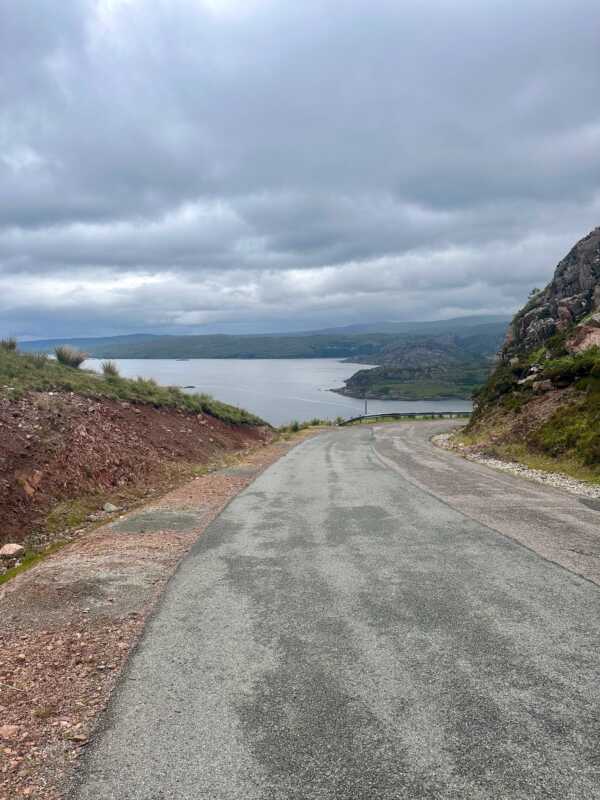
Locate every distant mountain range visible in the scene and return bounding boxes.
[19,315,509,361]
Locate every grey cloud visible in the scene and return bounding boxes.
[0,0,599,337]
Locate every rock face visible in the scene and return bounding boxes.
[503,227,600,359]
[469,226,600,470]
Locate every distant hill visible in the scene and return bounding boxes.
[18,315,508,401]
[309,315,510,336]
[333,330,502,401]
[19,315,509,361]
[18,333,161,354]
[464,226,600,475]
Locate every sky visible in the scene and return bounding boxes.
[1,0,599,338]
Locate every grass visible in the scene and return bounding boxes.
[470,346,600,466]
[355,380,474,400]
[55,345,87,368]
[101,360,120,378]
[341,412,471,427]
[275,417,336,439]
[45,496,111,534]
[0,345,264,426]
[338,361,492,401]
[473,441,600,485]
[530,395,600,467]
[0,336,17,351]
[0,541,68,587]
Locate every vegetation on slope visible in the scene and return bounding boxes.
[465,227,600,477]
[333,329,502,400]
[0,345,264,426]
[468,346,600,473]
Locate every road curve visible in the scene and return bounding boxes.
[71,423,600,799]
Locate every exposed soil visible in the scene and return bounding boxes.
[0,391,269,546]
[468,387,570,445]
[0,433,312,800]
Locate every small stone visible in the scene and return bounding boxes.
[67,732,89,744]
[0,725,19,741]
[103,503,119,513]
[0,543,25,559]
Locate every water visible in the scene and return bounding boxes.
[84,358,472,426]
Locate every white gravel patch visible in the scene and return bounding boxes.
[432,432,600,500]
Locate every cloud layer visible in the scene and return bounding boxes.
[2,0,599,337]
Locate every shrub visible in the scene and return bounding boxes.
[542,348,600,386]
[290,420,300,432]
[101,360,120,378]
[55,345,87,369]
[0,337,17,351]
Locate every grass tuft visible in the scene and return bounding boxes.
[0,336,17,351]
[101,360,120,378]
[55,345,87,369]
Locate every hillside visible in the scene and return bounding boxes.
[334,325,504,400]
[19,315,508,361]
[0,345,267,549]
[463,226,600,477]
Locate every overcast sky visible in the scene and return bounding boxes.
[1,0,599,338]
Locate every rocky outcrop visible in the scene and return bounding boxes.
[467,226,600,473]
[503,227,600,359]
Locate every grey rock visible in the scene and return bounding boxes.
[503,226,600,359]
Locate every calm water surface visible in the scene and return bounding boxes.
[84,358,472,426]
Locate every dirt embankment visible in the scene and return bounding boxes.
[0,391,270,547]
[0,434,302,800]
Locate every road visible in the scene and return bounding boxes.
[71,422,600,799]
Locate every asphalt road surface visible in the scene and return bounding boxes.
[71,423,600,799]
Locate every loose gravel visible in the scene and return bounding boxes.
[0,433,315,800]
[433,432,600,499]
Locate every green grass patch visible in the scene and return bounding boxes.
[530,396,600,467]
[0,346,264,426]
[0,541,68,587]
[45,497,107,535]
[483,442,600,485]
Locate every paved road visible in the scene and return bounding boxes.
[72,423,600,799]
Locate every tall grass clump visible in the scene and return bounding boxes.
[55,345,87,369]
[0,337,17,351]
[101,360,120,378]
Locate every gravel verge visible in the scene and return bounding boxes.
[433,431,600,499]
[0,432,316,800]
